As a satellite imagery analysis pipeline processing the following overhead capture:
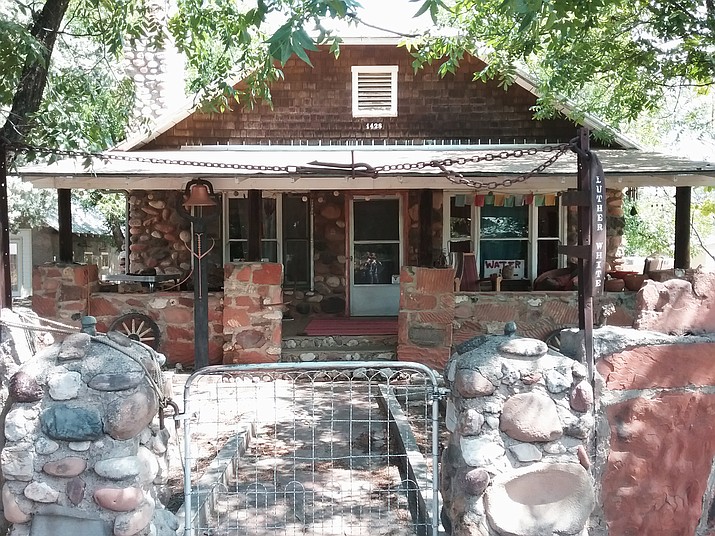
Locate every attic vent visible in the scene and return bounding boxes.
[351,65,398,117]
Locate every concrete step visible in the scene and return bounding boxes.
[281,334,398,362]
[280,347,397,363]
[282,334,398,350]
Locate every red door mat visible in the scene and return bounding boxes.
[303,318,398,336]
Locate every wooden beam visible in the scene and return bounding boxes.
[0,144,11,308]
[58,188,72,262]
[674,186,691,269]
[418,190,433,267]
[247,190,261,261]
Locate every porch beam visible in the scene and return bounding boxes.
[418,190,433,267]
[674,186,691,269]
[58,188,73,262]
[247,189,261,261]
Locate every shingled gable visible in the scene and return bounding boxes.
[116,40,638,152]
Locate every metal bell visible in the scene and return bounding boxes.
[183,179,217,208]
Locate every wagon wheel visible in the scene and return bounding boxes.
[544,328,563,352]
[109,313,161,349]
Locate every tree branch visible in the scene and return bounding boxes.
[0,0,71,147]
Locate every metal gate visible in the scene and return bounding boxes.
[179,361,442,536]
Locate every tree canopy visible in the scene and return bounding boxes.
[407,0,715,130]
[2,0,713,153]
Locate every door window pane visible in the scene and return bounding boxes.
[283,196,309,239]
[354,243,399,285]
[479,240,528,278]
[284,240,310,285]
[228,199,249,239]
[9,242,18,293]
[354,199,399,241]
[450,197,472,241]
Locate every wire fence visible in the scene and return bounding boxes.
[180,362,442,536]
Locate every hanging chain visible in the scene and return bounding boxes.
[6,140,573,188]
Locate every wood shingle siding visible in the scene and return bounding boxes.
[146,45,579,149]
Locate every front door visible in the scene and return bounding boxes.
[350,196,402,316]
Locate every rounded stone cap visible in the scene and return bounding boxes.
[484,462,595,536]
[498,338,548,360]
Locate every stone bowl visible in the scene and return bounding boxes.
[485,462,595,536]
[623,273,647,291]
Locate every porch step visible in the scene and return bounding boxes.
[281,335,397,363]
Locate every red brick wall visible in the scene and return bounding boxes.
[89,292,224,367]
[146,46,580,148]
[33,264,99,324]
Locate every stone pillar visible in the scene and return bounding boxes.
[127,191,191,276]
[1,329,178,536]
[397,266,456,370]
[440,330,595,536]
[223,262,283,364]
[123,0,185,128]
[32,263,99,324]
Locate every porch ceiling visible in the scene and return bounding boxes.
[18,146,715,191]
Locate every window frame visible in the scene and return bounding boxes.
[351,65,399,118]
[443,193,566,281]
[223,192,314,289]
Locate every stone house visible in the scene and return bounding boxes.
[20,41,715,368]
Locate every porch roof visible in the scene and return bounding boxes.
[18,145,715,191]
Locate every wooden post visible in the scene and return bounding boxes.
[419,190,433,267]
[247,190,261,261]
[58,188,73,262]
[0,143,11,308]
[674,186,691,269]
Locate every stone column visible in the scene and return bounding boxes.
[1,328,178,536]
[440,329,595,536]
[222,262,283,364]
[397,266,456,370]
[32,263,99,324]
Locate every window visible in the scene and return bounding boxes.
[480,205,529,278]
[351,66,398,117]
[227,196,277,262]
[444,194,564,281]
[282,195,311,287]
[225,193,313,288]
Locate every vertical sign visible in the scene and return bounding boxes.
[589,153,607,297]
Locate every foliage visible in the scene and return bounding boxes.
[405,0,715,131]
[622,193,674,257]
[7,175,56,233]
[168,0,358,111]
[622,188,715,263]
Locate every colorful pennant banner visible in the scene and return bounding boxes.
[473,192,557,207]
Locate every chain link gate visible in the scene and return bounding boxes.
[179,361,443,536]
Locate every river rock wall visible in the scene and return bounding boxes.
[1,326,178,536]
[441,328,595,536]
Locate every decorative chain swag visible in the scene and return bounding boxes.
[3,138,580,189]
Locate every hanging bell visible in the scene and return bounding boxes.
[183,179,217,208]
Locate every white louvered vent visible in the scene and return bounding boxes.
[351,66,398,117]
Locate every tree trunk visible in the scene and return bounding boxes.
[0,0,71,146]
